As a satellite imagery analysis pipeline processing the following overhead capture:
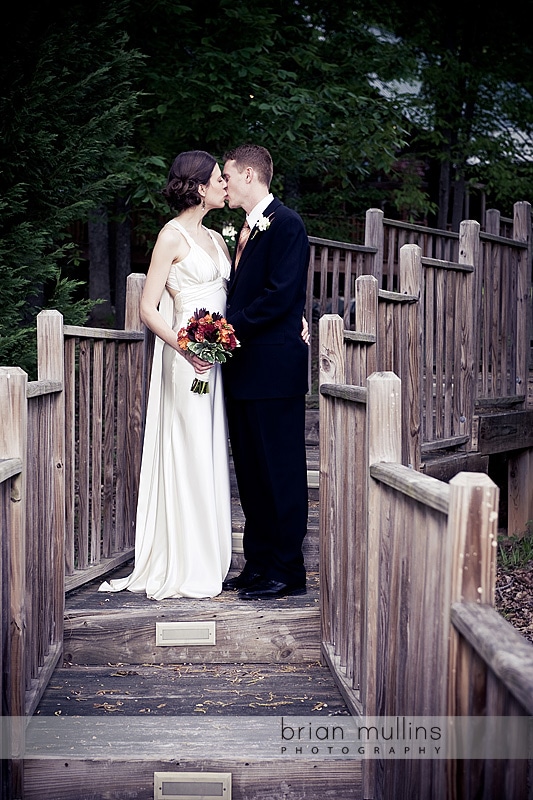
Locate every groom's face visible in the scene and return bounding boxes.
[223,160,249,210]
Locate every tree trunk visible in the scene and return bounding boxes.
[437,157,450,230]
[451,173,466,232]
[114,196,132,329]
[88,205,113,326]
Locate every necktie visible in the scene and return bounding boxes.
[235,221,251,267]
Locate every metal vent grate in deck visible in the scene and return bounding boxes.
[154,771,231,799]
[155,620,216,647]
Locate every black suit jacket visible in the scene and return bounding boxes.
[223,198,310,400]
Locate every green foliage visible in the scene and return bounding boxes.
[390,156,438,222]
[355,0,533,224]
[3,0,529,365]
[498,529,533,569]
[125,0,407,225]
[0,0,143,376]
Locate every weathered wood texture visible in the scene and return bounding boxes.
[479,202,531,405]
[321,203,531,439]
[381,216,460,290]
[320,203,531,537]
[63,572,321,666]
[0,368,27,730]
[478,410,533,536]
[318,316,532,799]
[319,315,368,711]
[36,661,349,716]
[24,757,362,800]
[450,601,533,800]
[63,273,146,589]
[0,203,531,800]
[451,602,533,716]
[478,409,533,454]
[0,351,66,797]
[0,371,26,800]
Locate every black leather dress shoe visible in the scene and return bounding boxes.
[238,578,306,600]
[222,570,262,591]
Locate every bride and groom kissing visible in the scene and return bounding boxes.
[99,144,309,602]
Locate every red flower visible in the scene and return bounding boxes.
[176,308,240,394]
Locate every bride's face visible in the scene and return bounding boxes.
[202,164,227,210]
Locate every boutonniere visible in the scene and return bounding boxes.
[251,213,274,240]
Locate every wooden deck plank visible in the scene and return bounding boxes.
[24,758,362,800]
[63,567,321,665]
[35,661,350,717]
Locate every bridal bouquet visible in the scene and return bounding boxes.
[177,308,240,394]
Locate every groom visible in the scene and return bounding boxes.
[222,144,310,600]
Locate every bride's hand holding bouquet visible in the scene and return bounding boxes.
[177,308,240,394]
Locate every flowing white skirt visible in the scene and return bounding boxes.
[99,281,232,599]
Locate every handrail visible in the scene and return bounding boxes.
[451,601,533,715]
[64,324,144,340]
[0,457,22,483]
[369,461,450,513]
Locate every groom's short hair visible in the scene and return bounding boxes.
[224,144,273,189]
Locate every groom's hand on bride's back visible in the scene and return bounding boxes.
[301,316,310,345]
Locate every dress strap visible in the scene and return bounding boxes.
[166,219,230,278]
[166,219,195,247]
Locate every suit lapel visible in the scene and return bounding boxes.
[229,199,280,290]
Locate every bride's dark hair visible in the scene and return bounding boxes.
[162,150,217,212]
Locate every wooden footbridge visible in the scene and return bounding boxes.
[1,204,532,799]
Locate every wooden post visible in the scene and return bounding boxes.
[398,244,422,469]
[363,371,401,799]
[507,202,532,536]
[485,208,500,235]
[447,472,499,717]
[365,208,384,287]
[458,220,480,451]
[354,274,378,378]
[0,367,27,790]
[318,315,345,652]
[508,448,533,537]
[513,201,531,401]
[36,311,66,645]
[125,272,145,331]
[319,314,345,388]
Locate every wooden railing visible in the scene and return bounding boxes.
[62,287,147,590]
[0,277,151,752]
[62,275,150,591]
[0,203,530,797]
[477,204,531,406]
[319,319,533,799]
[0,313,68,796]
[308,203,531,419]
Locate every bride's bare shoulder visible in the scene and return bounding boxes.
[154,221,189,255]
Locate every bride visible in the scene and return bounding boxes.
[99,150,232,599]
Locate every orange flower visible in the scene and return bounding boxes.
[176,308,240,393]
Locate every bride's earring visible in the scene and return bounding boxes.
[202,198,206,210]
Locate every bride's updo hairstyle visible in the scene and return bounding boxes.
[162,150,217,212]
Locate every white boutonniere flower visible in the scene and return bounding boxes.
[251,213,274,239]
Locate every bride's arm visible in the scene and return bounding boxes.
[140,227,184,346]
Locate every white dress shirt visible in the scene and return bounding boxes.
[246,193,274,230]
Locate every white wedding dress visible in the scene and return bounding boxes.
[99,220,232,599]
